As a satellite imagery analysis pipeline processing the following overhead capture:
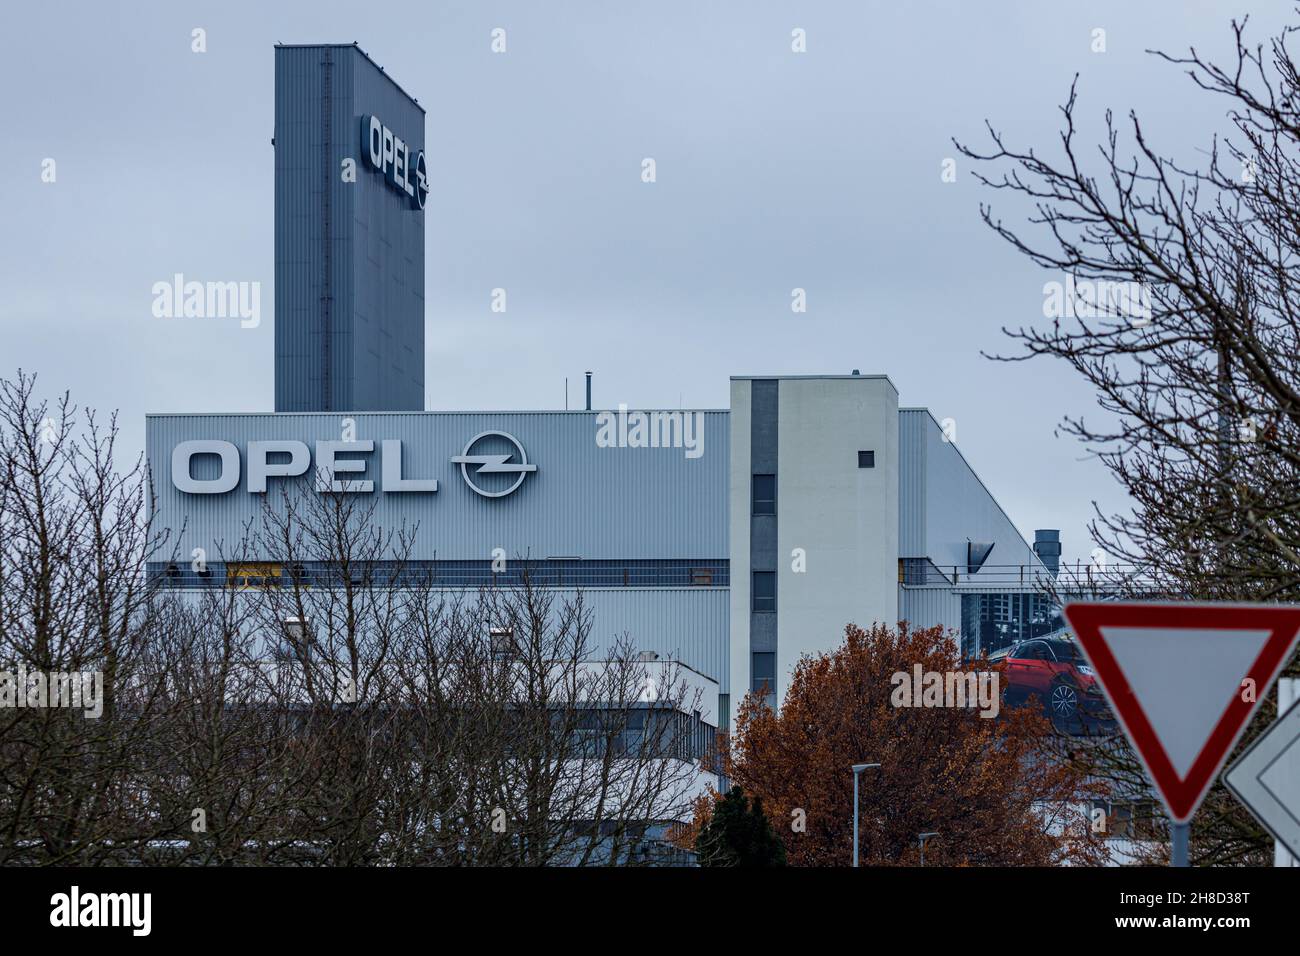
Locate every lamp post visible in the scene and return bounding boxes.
[852,762,881,867]
[918,832,939,866]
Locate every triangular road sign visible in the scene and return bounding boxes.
[1063,601,1300,824]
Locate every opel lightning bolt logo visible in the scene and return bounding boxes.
[451,431,537,498]
[411,150,429,210]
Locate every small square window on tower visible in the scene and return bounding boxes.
[858,450,875,468]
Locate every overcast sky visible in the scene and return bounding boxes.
[1,1,1282,564]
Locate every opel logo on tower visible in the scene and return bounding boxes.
[450,431,537,498]
[361,114,428,210]
[411,150,429,210]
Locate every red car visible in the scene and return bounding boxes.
[996,638,1109,724]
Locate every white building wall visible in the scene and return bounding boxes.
[729,376,900,715]
[776,378,899,702]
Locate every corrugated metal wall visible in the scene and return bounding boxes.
[897,585,961,634]
[577,587,729,691]
[274,45,425,412]
[349,48,425,410]
[899,408,1059,657]
[898,407,1040,571]
[147,410,729,563]
[898,409,928,556]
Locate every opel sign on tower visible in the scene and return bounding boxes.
[361,114,428,210]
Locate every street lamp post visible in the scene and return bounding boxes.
[852,762,881,867]
[918,832,939,866]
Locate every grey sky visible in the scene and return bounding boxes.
[1,1,1279,564]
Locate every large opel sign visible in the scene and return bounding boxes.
[170,433,535,498]
[361,114,428,210]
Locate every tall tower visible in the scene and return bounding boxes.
[273,44,426,412]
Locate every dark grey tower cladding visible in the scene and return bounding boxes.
[274,44,426,412]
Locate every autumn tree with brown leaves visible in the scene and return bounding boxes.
[690,623,1104,866]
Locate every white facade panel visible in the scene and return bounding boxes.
[775,378,899,702]
[729,376,902,713]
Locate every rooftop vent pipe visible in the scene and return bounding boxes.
[1033,529,1062,576]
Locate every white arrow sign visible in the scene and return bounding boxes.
[1224,694,1300,857]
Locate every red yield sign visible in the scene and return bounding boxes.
[1062,601,1300,824]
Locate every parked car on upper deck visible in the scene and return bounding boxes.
[991,637,1111,728]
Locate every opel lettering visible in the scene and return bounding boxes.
[362,114,428,210]
[170,436,534,497]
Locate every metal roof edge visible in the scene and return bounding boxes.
[274,42,426,114]
[146,409,731,418]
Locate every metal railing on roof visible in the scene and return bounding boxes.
[899,558,1153,594]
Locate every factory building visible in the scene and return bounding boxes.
[148,44,1062,730]
[274,44,426,412]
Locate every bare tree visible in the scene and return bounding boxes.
[0,371,170,863]
[230,479,710,866]
[2,391,712,866]
[957,15,1300,863]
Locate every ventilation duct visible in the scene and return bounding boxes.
[967,541,995,574]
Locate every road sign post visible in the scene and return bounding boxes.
[1063,601,1300,867]
[1170,823,1189,868]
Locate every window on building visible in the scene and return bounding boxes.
[1091,800,1162,841]
[226,563,282,589]
[752,652,777,710]
[752,474,776,514]
[277,616,311,661]
[752,571,776,612]
[958,592,1064,661]
[690,567,714,586]
[858,450,875,468]
[490,627,518,660]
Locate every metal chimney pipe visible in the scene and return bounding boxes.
[585,371,592,411]
[1033,529,1061,577]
